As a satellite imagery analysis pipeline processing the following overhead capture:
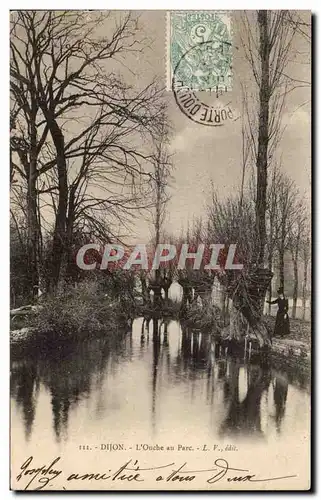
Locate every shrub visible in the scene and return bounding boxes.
[184,300,222,333]
[28,280,129,342]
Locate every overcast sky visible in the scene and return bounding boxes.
[30,11,310,243]
[123,10,311,243]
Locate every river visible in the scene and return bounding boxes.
[11,318,310,457]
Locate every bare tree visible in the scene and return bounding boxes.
[301,229,311,321]
[288,203,306,319]
[10,11,165,290]
[288,200,310,318]
[266,164,280,313]
[206,187,273,343]
[240,11,300,265]
[147,122,173,307]
[10,72,45,293]
[148,122,172,249]
[274,172,299,290]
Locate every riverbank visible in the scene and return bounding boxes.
[10,285,181,355]
[10,281,135,353]
[266,315,311,376]
[10,297,311,370]
[265,315,311,346]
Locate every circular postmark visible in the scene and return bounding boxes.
[172,41,235,126]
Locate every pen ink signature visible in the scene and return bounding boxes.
[15,456,297,490]
[16,456,62,490]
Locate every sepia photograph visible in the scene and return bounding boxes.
[10,8,311,491]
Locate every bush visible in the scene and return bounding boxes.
[184,300,222,333]
[28,281,129,341]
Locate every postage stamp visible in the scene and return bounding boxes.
[167,11,233,92]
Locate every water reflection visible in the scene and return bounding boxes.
[273,373,289,434]
[220,363,271,438]
[11,319,310,446]
[10,361,39,441]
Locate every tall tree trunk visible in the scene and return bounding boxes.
[267,252,273,315]
[65,187,76,281]
[27,115,40,297]
[152,280,162,309]
[292,255,298,319]
[27,169,38,293]
[302,260,308,321]
[141,276,151,307]
[290,234,300,319]
[48,119,68,289]
[255,10,270,266]
[179,284,193,315]
[279,239,285,290]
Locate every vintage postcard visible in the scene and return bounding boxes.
[10,10,311,491]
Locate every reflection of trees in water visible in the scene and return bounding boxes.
[159,319,171,374]
[11,320,308,443]
[10,361,39,440]
[273,372,289,434]
[176,327,292,439]
[150,319,171,435]
[219,362,272,438]
[176,326,212,375]
[151,320,160,435]
[11,335,127,442]
[42,348,93,442]
[274,363,308,392]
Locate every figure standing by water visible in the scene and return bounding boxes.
[266,287,290,337]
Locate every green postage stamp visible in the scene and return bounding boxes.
[167,11,233,92]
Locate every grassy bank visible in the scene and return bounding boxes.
[10,282,183,349]
[12,281,134,345]
[10,286,311,358]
